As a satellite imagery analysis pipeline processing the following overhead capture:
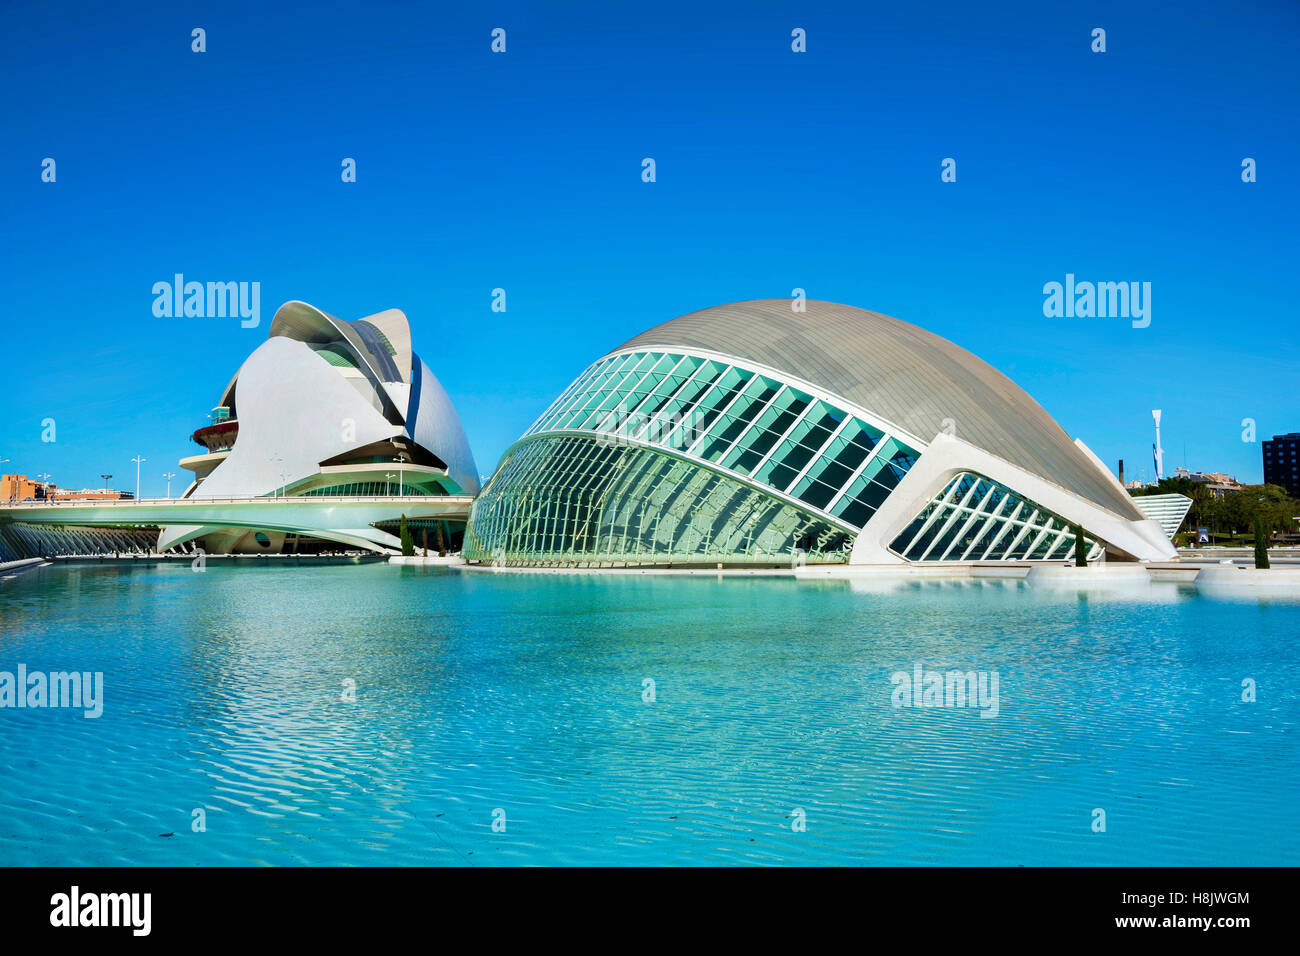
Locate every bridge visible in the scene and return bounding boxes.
[0,494,474,558]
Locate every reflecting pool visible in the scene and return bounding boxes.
[1,563,1297,865]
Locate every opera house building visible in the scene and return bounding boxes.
[0,301,478,560]
[161,300,479,554]
[463,299,1176,568]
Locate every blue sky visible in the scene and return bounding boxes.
[2,0,1297,496]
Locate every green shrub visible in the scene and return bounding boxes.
[1254,515,1270,570]
[1072,525,1087,567]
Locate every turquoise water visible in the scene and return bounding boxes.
[1,562,1298,866]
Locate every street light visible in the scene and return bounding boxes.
[268,455,290,498]
[131,456,146,500]
[393,455,405,496]
[36,473,52,502]
[0,458,11,502]
[385,472,397,497]
[101,474,113,493]
[162,472,177,499]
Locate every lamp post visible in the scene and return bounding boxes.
[385,472,397,497]
[0,458,11,502]
[131,456,146,501]
[162,472,177,499]
[101,474,112,493]
[270,456,287,498]
[393,456,405,496]
[36,472,52,502]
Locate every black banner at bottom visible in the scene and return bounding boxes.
[0,866,1282,942]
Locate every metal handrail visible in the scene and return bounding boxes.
[0,494,475,508]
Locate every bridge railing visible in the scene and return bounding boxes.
[0,494,474,508]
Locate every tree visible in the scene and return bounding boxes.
[399,514,414,557]
[1200,493,1222,540]
[1208,484,1297,542]
[1254,514,1270,570]
[1072,525,1087,567]
[1254,484,1294,535]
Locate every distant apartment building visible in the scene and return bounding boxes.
[0,474,45,501]
[1201,472,1243,498]
[1,474,132,502]
[47,487,134,501]
[1263,433,1300,497]
[1170,467,1244,499]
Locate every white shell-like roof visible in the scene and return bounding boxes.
[617,299,1140,520]
[209,300,479,495]
[269,301,407,385]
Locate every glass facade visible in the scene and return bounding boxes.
[889,472,1103,562]
[296,481,438,497]
[464,435,854,566]
[466,349,1116,567]
[521,350,920,532]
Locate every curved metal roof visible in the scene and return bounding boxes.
[269,301,407,385]
[616,299,1141,519]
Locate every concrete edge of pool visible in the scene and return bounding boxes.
[388,555,1300,596]
[7,553,1299,597]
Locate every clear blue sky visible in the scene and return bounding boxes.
[2,0,1296,496]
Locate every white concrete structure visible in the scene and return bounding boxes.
[847,432,1173,566]
[1152,409,1165,481]
[2,495,473,554]
[1195,564,1300,593]
[1025,564,1154,585]
[1131,493,1195,540]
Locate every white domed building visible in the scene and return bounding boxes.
[464,299,1174,567]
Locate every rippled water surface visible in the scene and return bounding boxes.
[2,562,1298,865]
